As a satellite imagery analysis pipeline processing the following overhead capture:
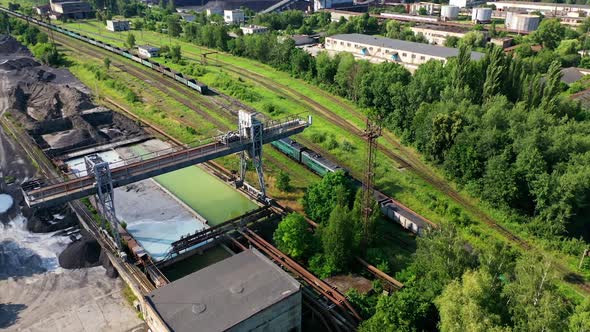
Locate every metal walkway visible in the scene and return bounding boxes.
[23,115,311,208]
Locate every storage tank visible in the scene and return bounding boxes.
[506,13,540,32]
[471,7,492,23]
[441,5,460,20]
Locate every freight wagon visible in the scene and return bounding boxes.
[271,137,434,234]
[0,6,209,95]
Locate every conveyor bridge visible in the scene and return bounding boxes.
[22,112,311,209]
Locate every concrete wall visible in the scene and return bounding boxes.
[228,290,302,332]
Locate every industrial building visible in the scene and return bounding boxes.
[240,25,269,34]
[409,2,441,15]
[410,25,475,46]
[106,19,130,32]
[49,0,93,19]
[137,45,160,58]
[449,0,486,8]
[505,12,540,32]
[489,1,590,16]
[314,0,353,11]
[224,9,245,24]
[144,249,302,332]
[324,33,484,71]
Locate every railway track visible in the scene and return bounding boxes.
[26,19,590,295]
[0,116,156,294]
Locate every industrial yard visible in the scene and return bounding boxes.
[2,0,590,331]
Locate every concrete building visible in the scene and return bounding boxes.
[490,37,513,49]
[224,9,245,24]
[137,45,160,58]
[314,0,353,11]
[489,1,590,16]
[34,4,51,16]
[449,0,486,8]
[106,20,130,32]
[324,33,484,71]
[50,0,93,19]
[505,12,540,32]
[409,2,441,15]
[410,24,476,46]
[144,249,302,332]
[240,25,269,35]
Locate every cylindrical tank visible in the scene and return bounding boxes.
[441,5,460,20]
[507,14,540,32]
[471,7,492,23]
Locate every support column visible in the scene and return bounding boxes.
[85,154,126,258]
[238,111,266,200]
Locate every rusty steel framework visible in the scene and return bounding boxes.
[362,117,382,247]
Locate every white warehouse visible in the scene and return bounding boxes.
[324,33,484,71]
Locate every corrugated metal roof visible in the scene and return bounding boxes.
[146,249,300,332]
[328,33,484,60]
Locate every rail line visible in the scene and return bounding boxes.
[19,14,590,294]
[0,116,156,294]
[239,228,362,324]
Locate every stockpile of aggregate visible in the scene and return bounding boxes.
[0,35,145,157]
[58,233,102,269]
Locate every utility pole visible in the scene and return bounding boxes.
[361,115,381,249]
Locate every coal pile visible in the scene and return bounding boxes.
[0,34,31,56]
[24,204,77,233]
[0,35,146,158]
[58,234,102,269]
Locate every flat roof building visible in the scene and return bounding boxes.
[144,249,302,332]
[106,19,130,32]
[224,9,245,24]
[410,24,478,46]
[489,1,590,15]
[50,1,93,19]
[325,33,484,72]
[137,45,160,58]
[240,25,269,35]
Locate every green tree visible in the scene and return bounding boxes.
[302,170,353,223]
[483,46,506,101]
[103,57,111,70]
[169,44,181,63]
[570,299,590,332]
[436,270,509,332]
[503,254,570,332]
[273,213,315,260]
[444,36,460,48]
[167,15,181,37]
[321,203,357,271]
[31,43,61,66]
[532,18,565,50]
[276,170,291,192]
[126,32,136,49]
[351,188,379,248]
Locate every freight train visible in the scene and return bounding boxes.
[0,7,208,94]
[271,138,435,234]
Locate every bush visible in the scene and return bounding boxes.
[310,131,326,143]
[276,170,291,192]
[326,137,339,150]
[308,253,338,279]
[341,140,355,152]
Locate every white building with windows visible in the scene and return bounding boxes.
[106,19,130,32]
[240,25,269,35]
[224,9,245,24]
[324,33,483,72]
